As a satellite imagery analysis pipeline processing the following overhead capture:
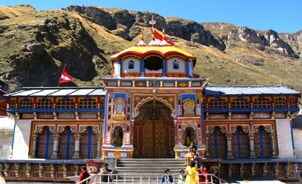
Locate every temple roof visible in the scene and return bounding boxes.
[111,45,195,61]
[205,86,300,96]
[5,87,106,97]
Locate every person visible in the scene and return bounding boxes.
[185,161,199,184]
[79,167,90,184]
[185,147,195,165]
[161,169,173,184]
[0,172,6,184]
[176,169,185,184]
[100,163,113,182]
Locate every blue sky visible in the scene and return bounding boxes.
[1,0,301,33]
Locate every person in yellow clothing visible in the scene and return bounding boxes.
[185,161,199,184]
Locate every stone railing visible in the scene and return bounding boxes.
[0,159,85,182]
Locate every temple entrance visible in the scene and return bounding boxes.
[134,100,175,158]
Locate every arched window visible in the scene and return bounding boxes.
[144,56,163,70]
[58,126,75,159]
[80,126,97,159]
[183,127,196,147]
[173,60,179,70]
[232,126,250,158]
[207,127,227,159]
[112,126,123,147]
[35,126,53,159]
[255,126,273,158]
[128,60,135,69]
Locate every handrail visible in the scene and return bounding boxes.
[71,173,229,184]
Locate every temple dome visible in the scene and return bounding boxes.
[111,45,196,62]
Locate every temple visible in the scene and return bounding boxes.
[2,32,302,182]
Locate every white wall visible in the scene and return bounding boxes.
[113,62,121,78]
[122,58,140,74]
[166,58,186,73]
[11,119,32,159]
[0,116,14,159]
[293,129,302,158]
[276,119,294,158]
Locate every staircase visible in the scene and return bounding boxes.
[87,158,228,183]
[116,158,186,175]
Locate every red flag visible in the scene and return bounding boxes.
[59,67,73,85]
[151,28,175,45]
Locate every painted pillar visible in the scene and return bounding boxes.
[31,133,37,158]
[270,126,277,157]
[249,124,255,158]
[200,103,206,157]
[96,133,101,158]
[73,133,80,159]
[226,132,233,159]
[51,133,59,159]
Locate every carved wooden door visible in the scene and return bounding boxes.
[134,101,175,158]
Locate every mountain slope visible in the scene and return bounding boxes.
[0,5,302,91]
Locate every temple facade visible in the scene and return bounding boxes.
[2,40,302,181]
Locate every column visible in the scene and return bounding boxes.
[51,133,59,159]
[73,133,80,159]
[96,133,101,158]
[31,133,38,158]
[249,125,255,158]
[270,126,277,157]
[226,132,233,159]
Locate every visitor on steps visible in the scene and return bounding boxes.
[177,169,185,184]
[79,167,90,184]
[0,172,6,184]
[161,169,174,184]
[185,161,199,184]
[100,163,113,182]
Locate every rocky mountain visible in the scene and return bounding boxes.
[0,5,302,91]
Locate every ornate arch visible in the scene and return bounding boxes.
[134,96,175,118]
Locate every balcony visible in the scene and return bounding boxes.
[18,107,35,113]
[54,108,76,113]
[252,107,273,113]
[274,106,289,113]
[230,107,251,113]
[207,107,229,113]
[77,107,101,113]
[289,105,299,113]
[35,107,54,113]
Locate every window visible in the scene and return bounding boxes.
[231,98,249,109]
[35,126,53,159]
[255,126,272,158]
[144,56,163,70]
[254,97,271,109]
[208,127,227,159]
[208,98,227,109]
[232,126,250,158]
[79,98,97,109]
[57,98,74,109]
[173,60,179,70]
[80,126,97,159]
[37,98,52,108]
[58,126,75,159]
[128,60,135,69]
[275,97,286,108]
[112,126,123,147]
[19,98,32,108]
[183,127,196,147]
